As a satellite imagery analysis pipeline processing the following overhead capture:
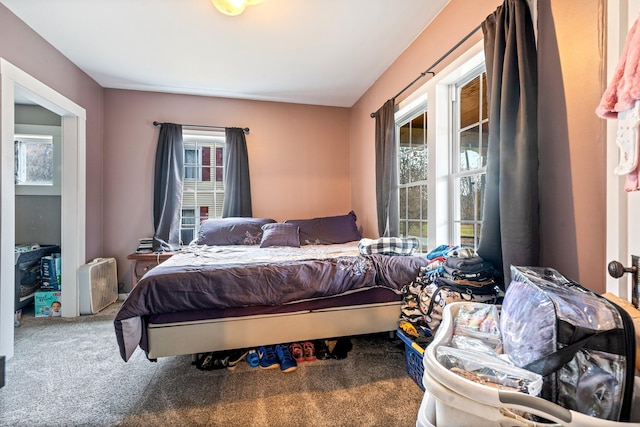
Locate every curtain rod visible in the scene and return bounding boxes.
[370,23,483,118]
[153,121,249,134]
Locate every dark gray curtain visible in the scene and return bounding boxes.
[477,0,539,285]
[222,127,253,217]
[153,123,184,252]
[375,99,399,237]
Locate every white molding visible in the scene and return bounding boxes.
[0,58,86,359]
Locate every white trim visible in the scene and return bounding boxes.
[605,1,633,298]
[0,58,86,360]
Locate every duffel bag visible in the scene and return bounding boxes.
[502,266,636,422]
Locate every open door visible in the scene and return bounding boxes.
[605,0,640,300]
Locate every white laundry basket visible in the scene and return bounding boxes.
[416,302,640,427]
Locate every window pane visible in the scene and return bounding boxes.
[482,73,488,121]
[181,229,194,246]
[458,223,475,248]
[460,76,480,129]
[481,121,489,168]
[399,122,411,148]
[407,186,421,219]
[181,209,196,227]
[399,220,406,237]
[185,148,197,164]
[420,184,428,221]
[458,176,475,221]
[407,221,421,238]
[410,148,428,182]
[399,187,407,219]
[459,126,481,172]
[476,174,486,218]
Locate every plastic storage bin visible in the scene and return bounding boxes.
[417,302,640,427]
[396,328,425,391]
[14,244,60,310]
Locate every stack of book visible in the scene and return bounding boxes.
[136,238,153,254]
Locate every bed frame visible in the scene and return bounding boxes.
[146,301,400,359]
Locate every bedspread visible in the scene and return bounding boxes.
[114,242,428,361]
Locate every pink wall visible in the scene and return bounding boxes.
[0,4,104,262]
[0,0,610,293]
[349,0,503,240]
[349,0,608,292]
[103,89,351,288]
[537,0,606,292]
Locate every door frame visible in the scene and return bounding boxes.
[0,58,86,360]
[605,0,640,298]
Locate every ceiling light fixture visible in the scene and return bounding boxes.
[211,0,263,16]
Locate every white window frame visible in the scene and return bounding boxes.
[181,129,226,245]
[395,41,485,252]
[450,66,488,250]
[184,146,202,182]
[14,124,62,196]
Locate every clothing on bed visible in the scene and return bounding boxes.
[357,237,420,256]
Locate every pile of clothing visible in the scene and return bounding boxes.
[399,245,504,345]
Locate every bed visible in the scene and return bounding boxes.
[114,212,429,362]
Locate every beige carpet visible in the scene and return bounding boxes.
[1,302,426,426]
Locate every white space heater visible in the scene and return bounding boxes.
[78,257,118,314]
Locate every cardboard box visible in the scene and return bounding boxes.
[34,290,62,317]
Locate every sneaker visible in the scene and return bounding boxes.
[246,349,260,368]
[275,344,297,373]
[289,342,305,363]
[196,351,229,370]
[302,341,316,361]
[226,349,249,371]
[258,345,279,370]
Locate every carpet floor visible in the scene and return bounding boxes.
[1,302,426,426]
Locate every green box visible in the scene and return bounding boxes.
[34,290,62,317]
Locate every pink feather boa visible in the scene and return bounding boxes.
[597,17,640,119]
[597,16,640,190]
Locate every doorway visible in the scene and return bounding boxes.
[0,58,86,360]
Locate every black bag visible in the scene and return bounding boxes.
[501,266,636,422]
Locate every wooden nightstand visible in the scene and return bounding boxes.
[127,252,174,287]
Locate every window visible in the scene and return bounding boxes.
[395,44,486,252]
[398,110,428,249]
[180,130,225,245]
[451,72,488,249]
[14,124,62,196]
[15,134,54,185]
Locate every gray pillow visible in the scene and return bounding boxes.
[284,211,361,245]
[197,217,276,245]
[260,223,300,248]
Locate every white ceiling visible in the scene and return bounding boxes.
[1,0,450,107]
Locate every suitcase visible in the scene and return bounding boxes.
[502,266,637,422]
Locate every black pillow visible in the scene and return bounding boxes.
[284,211,361,245]
[260,223,300,248]
[197,217,276,245]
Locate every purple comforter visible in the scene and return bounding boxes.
[114,243,428,361]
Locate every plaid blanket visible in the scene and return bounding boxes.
[357,237,421,256]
